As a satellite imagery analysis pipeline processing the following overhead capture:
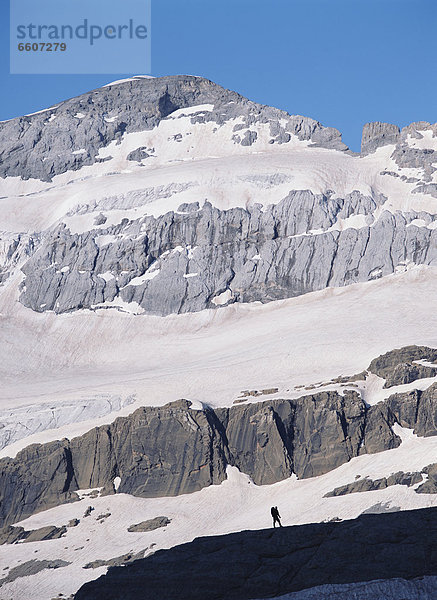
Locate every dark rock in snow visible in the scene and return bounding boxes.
[128,516,171,532]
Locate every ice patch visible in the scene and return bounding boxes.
[125,268,160,286]
[97,272,115,283]
[167,104,215,119]
[103,75,155,88]
[407,218,427,228]
[95,235,119,248]
[188,399,204,410]
[212,289,232,306]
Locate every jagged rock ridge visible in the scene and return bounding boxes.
[19,193,437,316]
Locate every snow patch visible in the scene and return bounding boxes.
[95,235,119,248]
[103,75,155,88]
[124,268,160,286]
[97,272,115,283]
[167,104,215,119]
[211,289,232,306]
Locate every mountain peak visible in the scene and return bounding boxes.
[361,121,400,154]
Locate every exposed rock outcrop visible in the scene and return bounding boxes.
[83,550,146,570]
[0,524,66,545]
[391,122,437,181]
[0,559,70,588]
[128,517,170,533]
[416,463,437,494]
[0,439,80,528]
[361,122,400,154]
[324,471,424,497]
[73,507,437,600]
[368,345,437,387]
[384,363,437,388]
[20,193,437,317]
[385,383,437,437]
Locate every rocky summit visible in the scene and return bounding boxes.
[0,76,437,599]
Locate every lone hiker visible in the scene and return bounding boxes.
[271,506,282,528]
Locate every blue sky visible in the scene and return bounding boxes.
[1,0,436,151]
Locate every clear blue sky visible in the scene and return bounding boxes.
[1,0,436,151]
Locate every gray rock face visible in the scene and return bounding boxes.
[368,345,437,387]
[20,191,437,317]
[391,122,437,181]
[362,502,402,514]
[416,463,437,494]
[0,524,62,545]
[2,78,436,321]
[0,76,346,183]
[361,122,400,154]
[128,516,170,532]
[73,507,437,600]
[383,363,437,388]
[0,559,70,588]
[1,367,436,529]
[385,382,437,437]
[68,400,229,498]
[324,471,424,497]
[0,439,80,528]
[0,388,410,528]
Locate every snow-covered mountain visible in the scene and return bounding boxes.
[0,75,437,599]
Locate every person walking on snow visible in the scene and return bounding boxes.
[271,506,282,528]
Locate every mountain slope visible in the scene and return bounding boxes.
[0,75,437,599]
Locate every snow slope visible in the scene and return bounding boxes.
[2,261,437,456]
[1,142,437,235]
[1,265,437,457]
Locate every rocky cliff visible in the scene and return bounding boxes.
[2,382,437,528]
[18,192,437,316]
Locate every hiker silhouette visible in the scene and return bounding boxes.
[271,506,282,528]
